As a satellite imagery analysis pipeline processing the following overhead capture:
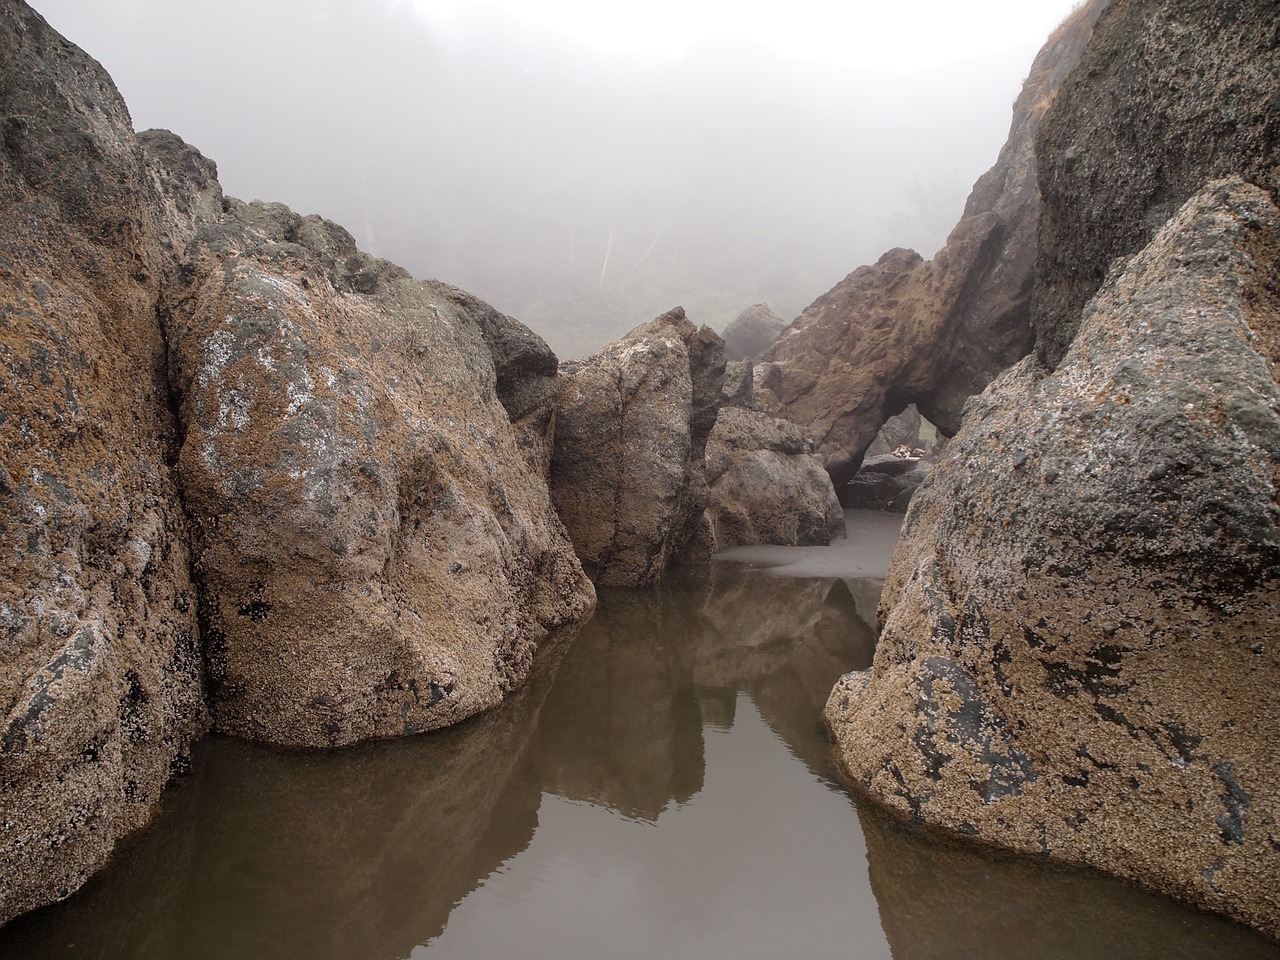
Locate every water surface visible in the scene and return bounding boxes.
[3,562,1276,959]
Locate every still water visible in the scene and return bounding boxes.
[2,565,1277,959]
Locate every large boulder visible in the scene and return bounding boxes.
[686,406,844,560]
[0,3,207,926]
[1032,0,1280,368]
[549,308,725,586]
[755,1,1106,473]
[160,192,595,748]
[721,302,787,362]
[826,179,1280,937]
[756,220,1003,488]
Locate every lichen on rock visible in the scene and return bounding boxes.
[826,177,1280,938]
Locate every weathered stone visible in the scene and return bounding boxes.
[685,406,844,560]
[922,0,1110,431]
[840,455,932,513]
[549,308,724,587]
[0,3,207,926]
[1032,0,1280,369]
[721,359,756,409]
[755,2,1105,467]
[756,218,1004,488]
[721,302,787,363]
[826,179,1280,938]
[159,190,595,748]
[865,406,924,459]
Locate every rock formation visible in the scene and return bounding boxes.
[550,308,725,587]
[551,309,846,584]
[827,179,1280,937]
[756,0,1107,478]
[0,2,208,927]
[687,406,844,559]
[839,454,931,513]
[755,220,1004,488]
[0,0,594,924]
[721,302,787,362]
[161,192,594,748]
[1032,0,1280,369]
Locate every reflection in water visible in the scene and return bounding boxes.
[859,798,1280,960]
[2,567,1276,959]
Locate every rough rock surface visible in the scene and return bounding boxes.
[721,302,786,362]
[0,3,207,926]
[158,190,594,748]
[756,220,1004,488]
[549,308,725,586]
[755,2,1105,471]
[1032,0,1280,368]
[923,0,1110,430]
[826,179,1280,938]
[839,455,931,513]
[685,406,844,560]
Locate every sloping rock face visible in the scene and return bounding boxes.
[159,192,594,748]
[756,222,1003,488]
[923,0,1110,430]
[0,3,207,926]
[826,179,1280,937]
[549,308,725,586]
[1032,0,1280,368]
[756,2,1105,473]
[721,302,786,362]
[686,406,844,560]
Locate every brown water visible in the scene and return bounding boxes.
[2,564,1277,960]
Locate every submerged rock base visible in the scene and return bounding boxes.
[826,179,1280,939]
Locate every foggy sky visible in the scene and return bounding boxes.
[32,0,1075,357]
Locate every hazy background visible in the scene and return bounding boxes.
[35,0,1080,357]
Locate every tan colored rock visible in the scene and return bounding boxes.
[756,218,1003,488]
[0,3,207,926]
[686,406,843,560]
[161,197,594,748]
[826,179,1280,938]
[549,308,725,586]
[756,1,1106,466]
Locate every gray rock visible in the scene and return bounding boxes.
[721,302,787,362]
[686,407,844,559]
[1032,0,1280,368]
[826,178,1280,940]
[161,192,595,749]
[550,308,725,586]
[0,4,207,926]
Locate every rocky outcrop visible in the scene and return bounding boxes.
[721,302,786,362]
[826,179,1280,937]
[550,308,725,586]
[686,406,844,560]
[0,2,207,927]
[839,455,931,512]
[551,309,848,582]
[1032,0,1280,368]
[160,193,594,748]
[864,406,923,460]
[1,0,596,924]
[756,1,1106,475]
[923,0,1111,428]
[756,220,1004,488]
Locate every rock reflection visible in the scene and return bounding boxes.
[532,569,879,818]
[0,639,573,960]
[858,799,1280,960]
[0,573,877,960]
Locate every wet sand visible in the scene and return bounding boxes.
[712,509,904,579]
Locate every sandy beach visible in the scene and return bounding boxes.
[712,509,904,580]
